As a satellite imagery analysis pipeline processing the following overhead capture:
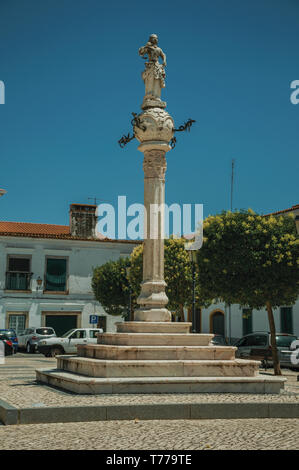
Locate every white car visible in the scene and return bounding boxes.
[37,328,103,357]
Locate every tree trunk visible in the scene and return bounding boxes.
[266,301,281,376]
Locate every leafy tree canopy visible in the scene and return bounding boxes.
[92,257,130,316]
[197,209,299,309]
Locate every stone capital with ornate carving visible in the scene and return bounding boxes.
[134,108,174,145]
[143,150,167,180]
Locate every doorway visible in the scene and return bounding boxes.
[43,312,80,337]
[210,310,225,336]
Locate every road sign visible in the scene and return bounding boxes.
[89,315,99,324]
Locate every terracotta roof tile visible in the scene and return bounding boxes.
[264,204,299,217]
[0,221,70,235]
[0,221,141,244]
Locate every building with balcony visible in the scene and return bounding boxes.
[0,204,139,336]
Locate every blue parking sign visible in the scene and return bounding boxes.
[89,315,98,324]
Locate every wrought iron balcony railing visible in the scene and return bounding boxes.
[5,271,32,291]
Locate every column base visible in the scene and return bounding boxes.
[134,307,172,322]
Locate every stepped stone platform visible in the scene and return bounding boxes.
[36,322,286,395]
[77,344,236,360]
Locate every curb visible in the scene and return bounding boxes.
[0,401,299,425]
[0,399,18,425]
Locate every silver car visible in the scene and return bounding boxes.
[18,327,56,353]
[235,332,299,369]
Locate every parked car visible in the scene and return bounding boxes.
[0,329,18,353]
[0,333,14,356]
[235,332,299,368]
[279,341,299,370]
[37,328,103,357]
[211,335,228,346]
[18,327,56,353]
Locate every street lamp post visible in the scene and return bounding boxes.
[36,276,43,292]
[185,247,197,334]
[125,267,132,322]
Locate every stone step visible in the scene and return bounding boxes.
[36,368,286,395]
[57,356,260,378]
[77,344,236,361]
[116,322,192,334]
[97,333,214,346]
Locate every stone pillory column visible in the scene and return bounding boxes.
[36,35,286,394]
[133,34,174,322]
[35,35,286,396]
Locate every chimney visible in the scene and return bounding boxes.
[69,204,97,238]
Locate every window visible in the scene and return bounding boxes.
[276,335,297,348]
[45,258,67,292]
[6,256,31,290]
[280,307,293,334]
[62,329,76,338]
[89,330,100,338]
[70,330,86,339]
[236,337,249,347]
[8,314,26,334]
[247,334,268,347]
[242,309,253,336]
[0,330,15,338]
[36,328,55,335]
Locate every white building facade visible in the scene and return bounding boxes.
[0,204,138,336]
[197,301,299,343]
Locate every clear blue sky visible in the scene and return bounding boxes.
[0,0,298,227]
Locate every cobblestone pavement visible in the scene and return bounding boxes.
[0,354,298,407]
[0,355,298,450]
[0,418,298,450]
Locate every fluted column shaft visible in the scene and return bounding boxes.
[134,144,171,322]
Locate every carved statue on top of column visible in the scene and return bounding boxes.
[139,34,167,110]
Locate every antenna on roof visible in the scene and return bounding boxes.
[88,197,111,205]
[230,159,235,211]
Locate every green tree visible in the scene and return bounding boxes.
[196,209,299,375]
[129,238,208,320]
[92,257,131,317]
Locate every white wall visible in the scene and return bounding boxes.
[0,236,138,332]
[200,300,299,340]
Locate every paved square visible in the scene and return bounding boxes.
[0,354,298,450]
